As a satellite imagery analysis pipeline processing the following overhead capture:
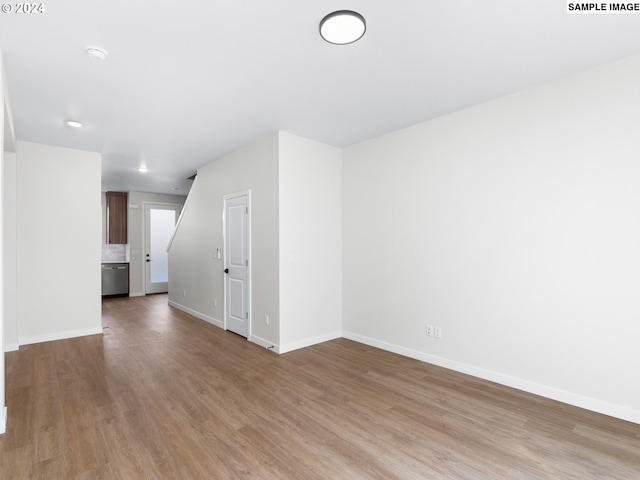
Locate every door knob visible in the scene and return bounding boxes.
[224,268,229,274]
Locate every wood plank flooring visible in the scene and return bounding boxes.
[1,294,638,479]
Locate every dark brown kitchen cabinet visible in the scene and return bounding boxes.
[106,191,128,244]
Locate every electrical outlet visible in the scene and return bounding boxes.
[214,299,217,307]
[264,314,270,326]
[426,325,433,336]
[183,289,186,297]
[434,327,442,339]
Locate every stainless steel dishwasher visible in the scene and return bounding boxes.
[101,263,129,296]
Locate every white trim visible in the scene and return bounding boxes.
[167,175,197,253]
[343,331,640,425]
[168,300,223,329]
[141,201,184,295]
[250,334,279,352]
[19,326,103,347]
[168,301,277,351]
[128,291,145,297]
[222,190,252,338]
[0,406,7,435]
[4,96,17,153]
[3,342,19,352]
[279,330,343,354]
[168,302,276,351]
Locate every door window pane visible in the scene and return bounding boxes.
[150,209,175,283]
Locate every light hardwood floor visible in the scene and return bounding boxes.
[1,294,638,479]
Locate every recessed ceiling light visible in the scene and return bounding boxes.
[65,120,83,128]
[171,187,179,191]
[85,46,108,61]
[320,10,366,45]
[138,166,148,173]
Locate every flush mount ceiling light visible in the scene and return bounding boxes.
[85,46,108,61]
[65,120,83,128]
[319,10,366,45]
[138,166,148,173]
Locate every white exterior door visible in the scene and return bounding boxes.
[145,203,181,294]
[224,192,250,338]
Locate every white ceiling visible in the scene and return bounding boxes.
[1,1,639,195]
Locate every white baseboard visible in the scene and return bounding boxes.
[19,326,103,347]
[165,301,338,355]
[168,301,223,329]
[168,302,278,351]
[343,331,640,425]
[250,334,278,352]
[0,406,7,435]
[279,330,343,354]
[3,342,19,352]
[129,291,145,297]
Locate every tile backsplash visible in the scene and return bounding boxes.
[102,244,129,262]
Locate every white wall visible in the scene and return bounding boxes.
[0,49,7,434]
[278,132,342,352]
[168,134,280,348]
[3,150,17,352]
[16,141,102,345]
[101,192,107,244]
[127,191,186,296]
[342,55,640,423]
[168,132,342,353]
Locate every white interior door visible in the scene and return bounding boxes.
[224,193,250,338]
[145,203,181,294]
